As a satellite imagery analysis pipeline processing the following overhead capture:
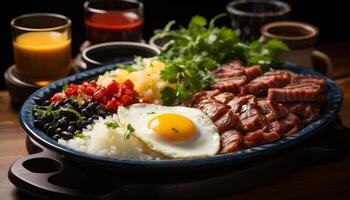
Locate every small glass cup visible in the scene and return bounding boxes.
[84,0,144,45]
[11,13,72,86]
[226,0,291,42]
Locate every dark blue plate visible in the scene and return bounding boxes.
[19,62,343,172]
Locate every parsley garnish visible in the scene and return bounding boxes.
[147,112,156,114]
[155,14,289,105]
[33,105,83,123]
[124,124,135,140]
[62,83,69,92]
[76,133,90,140]
[105,121,119,129]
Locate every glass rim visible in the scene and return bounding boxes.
[11,13,71,32]
[226,0,291,18]
[84,0,143,14]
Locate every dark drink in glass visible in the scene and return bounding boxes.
[84,0,143,44]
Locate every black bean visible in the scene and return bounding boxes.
[43,100,51,106]
[74,130,81,135]
[95,104,102,110]
[33,97,42,105]
[55,128,63,135]
[82,122,88,128]
[92,115,99,120]
[52,102,62,110]
[47,126,55,136]
[52,134,61,141]
[86,118,94,124]
[33,112,41,119]
[67,125,76,133]
[61,131,73,140]
[42,115,54,123]
[69,121,82,130]
[81,116,87,121]
[85,107,93,116]
[82,120,92,128]
[87,101,95,108]
[43,123,51,131]
[96,109,107,118]
[93,101,100,107]
[60,110,77,120]
[34,105,46,110]
[77,105,84,111]
[81,108,88,116]
[71,101,79,109]
[33,119,44,129]
[57,117,68,129]
[63,98,72,104]
[64,103,73,108]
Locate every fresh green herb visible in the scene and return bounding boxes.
[33,105,84,123]
[124,124,135,140]
[33,104,56,121]
[60,107,84,123]
[154,14,288,104]
[147,112,156,114]
[105,121,119,129]
[62,83,69,92]
[76,133,91,140]
[244,39,289,72]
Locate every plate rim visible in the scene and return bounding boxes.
[19,62,343,168]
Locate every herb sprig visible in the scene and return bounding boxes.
[155,14,289,105]
[33,105,84,123]
[104,119,135,140]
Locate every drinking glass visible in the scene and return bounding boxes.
[12,13,72,86]
[226,0,291,42]
[84,0,144,44]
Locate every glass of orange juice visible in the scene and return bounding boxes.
[11,13,72,86]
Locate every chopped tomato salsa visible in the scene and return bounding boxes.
[51,80,143,112]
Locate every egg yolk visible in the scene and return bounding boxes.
[148,113,197,142]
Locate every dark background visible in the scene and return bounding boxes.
[0,0,348,89]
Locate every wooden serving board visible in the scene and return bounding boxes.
[8,117,350,200]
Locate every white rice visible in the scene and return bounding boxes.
[58,114,164,160]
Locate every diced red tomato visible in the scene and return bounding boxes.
[123,79,134,89]
[51,79,140,113]
[50,92,66,103]
[106,80,119,95]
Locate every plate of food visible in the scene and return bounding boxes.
[19,15,342,173]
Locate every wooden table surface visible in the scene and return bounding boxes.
[1,44,350,200]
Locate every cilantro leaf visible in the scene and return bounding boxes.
[76,133,90,140]
[161,86,179,105]
[160,63,179,83]
[105,121,119,129]
[62,84,69,92]
[124,124,135,140]
[190,15,207,27]
[266,39,289,52]
[155,14,289,105]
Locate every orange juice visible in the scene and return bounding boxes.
[14,31,71,86]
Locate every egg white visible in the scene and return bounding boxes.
[117,104,220,159]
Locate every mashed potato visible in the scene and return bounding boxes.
[98,58,170,104]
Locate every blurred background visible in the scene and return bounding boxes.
[1,0,349,89]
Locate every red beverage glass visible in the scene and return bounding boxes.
[84,0,143,44]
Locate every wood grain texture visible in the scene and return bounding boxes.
[0,60,350,200]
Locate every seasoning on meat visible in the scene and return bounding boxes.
[219,130,243,154]
[190,60,326,152]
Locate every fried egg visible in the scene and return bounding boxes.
[117,104,220,159]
